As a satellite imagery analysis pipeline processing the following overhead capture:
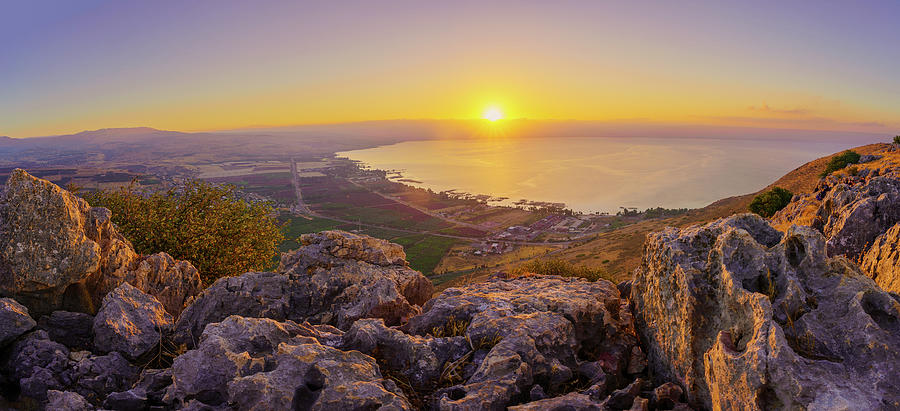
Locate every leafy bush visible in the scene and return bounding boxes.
[820,150,860,177]
[748,186,794,218]
[82,180,284,284]
[511,259,612,282]
[893,135,900,145]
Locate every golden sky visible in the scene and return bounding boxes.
[2,1,898,137]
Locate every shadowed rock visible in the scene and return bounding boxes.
[633,213,900,410]
[37,310,94,350]
[0,297,35,346]
[6,330,138,404]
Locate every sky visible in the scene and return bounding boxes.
[1,0,899,137]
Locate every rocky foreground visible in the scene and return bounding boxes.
[0,169,898,410]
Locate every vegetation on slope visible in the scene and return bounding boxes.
[82,180,284,284]
[820,150,860,177]
[749,187,794,218]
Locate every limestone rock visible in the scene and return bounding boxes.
[46,390,95,411]
[772,168,900,260]
[175,231,432,346]
[508,392,604,410]
[0,170,201,317]
[37,310,94,350]
[0,297,35,346]
[860,222,900,294]
[652,382,683,409]
[227,342,412,410]
[0,169,137,315]
[172,271,294,346]
[92,282,174,360]
[6,330,138,404]
[391,275,637,410]
[295,229,408,266]
[166,315,409,409]
[633,213,900,410]
[100,252,202,317]
[7,330,71,401]
[342,318,471,390]
[280,230,433,325]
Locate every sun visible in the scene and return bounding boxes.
[483,107,504,122]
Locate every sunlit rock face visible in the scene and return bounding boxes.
[0,169,200,317]
[632,213,900,410]
[860,223,900,294]
[772,162,900,294]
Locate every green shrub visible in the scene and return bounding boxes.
[820,150,861,177]
[893,135,900,145]
[511,259,612,282]
[749,187,794,218]
[82,180,284,284]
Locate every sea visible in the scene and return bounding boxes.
[337,136,861,213]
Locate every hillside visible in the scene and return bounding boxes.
[0,169,897,410]
[549,143,891,280]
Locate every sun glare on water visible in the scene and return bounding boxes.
[483,107,504,122]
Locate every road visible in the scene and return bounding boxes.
[290,158,311,214]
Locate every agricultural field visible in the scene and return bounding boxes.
[206,172,295,205]
[299,175,454,232]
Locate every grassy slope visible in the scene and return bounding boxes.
[551,143,890,282]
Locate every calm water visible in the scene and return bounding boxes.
[338,137,853,213]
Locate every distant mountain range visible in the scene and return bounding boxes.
[0,120,888,169]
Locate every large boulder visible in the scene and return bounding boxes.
[341,275,639,410]
[174,230,433,346]
[280,230,433,319]
[0,169,137,315]
[172,271,294,346]
[165,315,410,409]
[92,282,174,360]
[860,222,900,294]
[632,214,900,410]
[0,297,35,346]
[0,169,201,316]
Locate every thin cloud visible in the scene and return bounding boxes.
[747,103,810,116]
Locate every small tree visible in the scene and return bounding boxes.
[820,150,860,177]
[749,186,794,218]
[893,135,900,145]
[82,180,284,284]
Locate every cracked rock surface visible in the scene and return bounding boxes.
[632,213,900,410]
